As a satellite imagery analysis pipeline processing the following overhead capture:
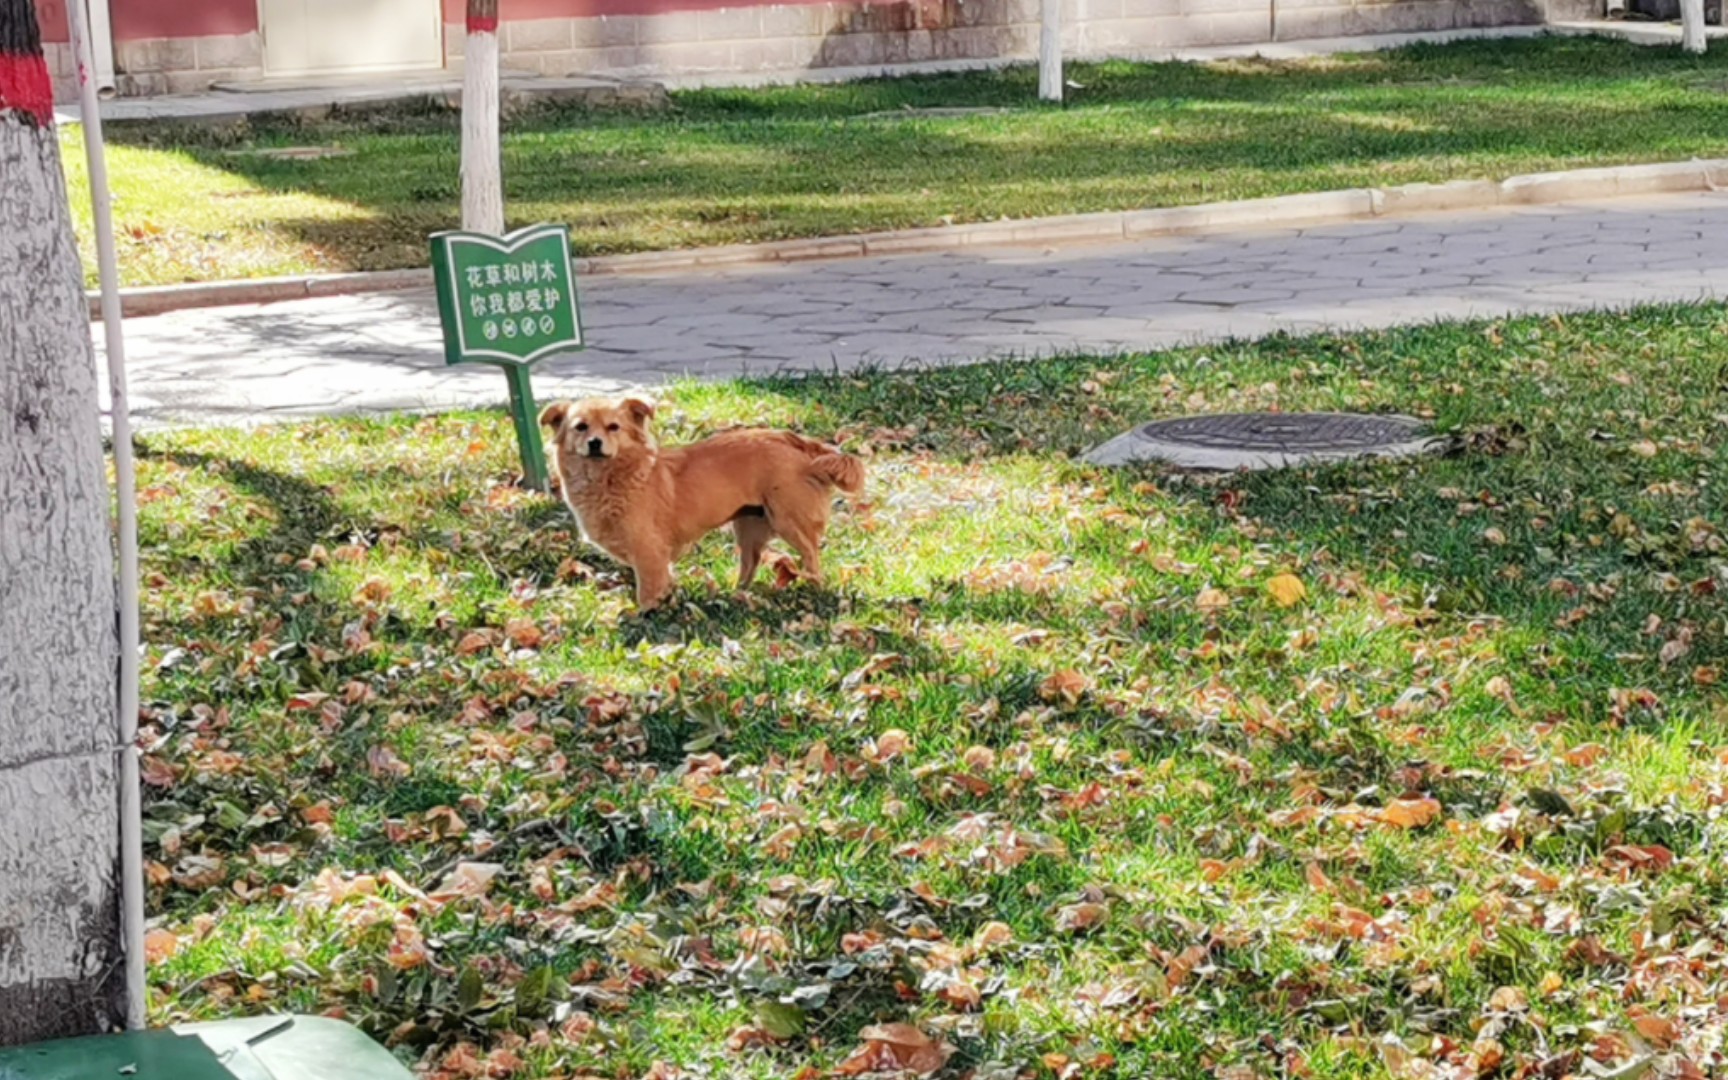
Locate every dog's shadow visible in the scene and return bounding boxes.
[616,584,855,646]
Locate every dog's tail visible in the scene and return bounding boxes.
[808,451,866,496]
[775,431,865,495]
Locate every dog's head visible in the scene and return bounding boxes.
[540,397,657,462]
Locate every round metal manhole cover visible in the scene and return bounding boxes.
[1084,412,1444,471]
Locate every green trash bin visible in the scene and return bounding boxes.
[0,1016,414,1080]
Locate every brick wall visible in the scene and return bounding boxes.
[53,0,1570,100]
[462,0,1553,82]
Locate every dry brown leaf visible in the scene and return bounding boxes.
[1305,862,1334,892]
[1379,796,1442,829]
[429,861,503,903]
[1039,669,1090,705]
[505,618,543,649]
[455,631,493,656]
[171,854,226,891]
[143,927,179,964]
[835,1023,955,1077]
[367,744,411,779]
[1054,901,1109,934]
[972,921,1015,953]
[1196,586,1232,614]
[1630,1012,1676,1047]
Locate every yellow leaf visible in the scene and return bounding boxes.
[1267,573,1308,608]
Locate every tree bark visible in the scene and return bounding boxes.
[1681,0,1707,53]
[0,0,125,1045]
[1038,0,1062,102]
[462,0,505,233]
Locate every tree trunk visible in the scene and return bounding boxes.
[1038,0,1062,102]
[0,0,125,1045]
[462,0,505,233]
[1681,0,1707,53]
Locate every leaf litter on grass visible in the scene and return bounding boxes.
[131,305,1728,1079]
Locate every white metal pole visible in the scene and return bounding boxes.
[86,0,117,95]
[65,0,146,1033]
[1039,0,1063,102]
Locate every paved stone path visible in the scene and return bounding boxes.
[104,191,1728,427]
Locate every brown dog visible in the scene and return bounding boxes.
[540,397,865,611]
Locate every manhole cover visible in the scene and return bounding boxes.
[1083,412,1443,471]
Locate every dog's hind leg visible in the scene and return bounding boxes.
[775,515,827,584]
[733,514,773,588]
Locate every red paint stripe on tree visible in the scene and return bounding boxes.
[0,51,53,127]
[467,14,500,31]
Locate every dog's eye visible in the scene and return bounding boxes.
[574,422,589,432]
[607,423,620,432]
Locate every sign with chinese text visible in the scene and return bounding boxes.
[431,224,584,367]
[429,224,586,492]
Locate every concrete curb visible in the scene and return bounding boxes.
[92,157,1728,319]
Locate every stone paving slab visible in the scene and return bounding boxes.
[100,191,1728,428]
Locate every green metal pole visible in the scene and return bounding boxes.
[503,363,549,492]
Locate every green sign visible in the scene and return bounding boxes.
[430,224,586,492]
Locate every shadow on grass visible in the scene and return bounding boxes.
[98,35,1728,270]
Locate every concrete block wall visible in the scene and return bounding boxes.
[465,0,1553,84]
[52,0,1573,102]
[96,32,264,96]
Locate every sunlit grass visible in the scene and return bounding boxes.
[65,35,1728,286]
[133,302,1728,1079]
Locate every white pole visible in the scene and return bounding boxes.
[1681,0,1707,53]
[65,0,146,1033]
[1039,0,1063,102]
[87,0,117,95]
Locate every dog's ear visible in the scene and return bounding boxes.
[539,402,569,431]
[621,397,656,426]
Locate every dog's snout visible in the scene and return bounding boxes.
[586,437,605,456]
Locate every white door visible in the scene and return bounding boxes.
[260,0,444,78]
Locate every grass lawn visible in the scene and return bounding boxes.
[68,34,1728,288]
[135,302,1728,1079]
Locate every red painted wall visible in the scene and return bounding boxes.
[37,0,258,43]
[112,0,257,39]
[37,0,69,43]
[39,0,851,47]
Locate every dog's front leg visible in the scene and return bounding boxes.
[633,557,675,612]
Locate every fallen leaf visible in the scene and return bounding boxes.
[1039,669,1090,705]
[429,861,504,902]
[835,1023,955,1077]
[367,745,411,779]
[505,618,543,649]
[1054,901,1109,934]
[144,927,179,964]
[1267,573,1308,608]
[1196,586,1232,614]
[1379,796,1442,829]
[171,854,226,891]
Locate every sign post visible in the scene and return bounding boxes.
[430,223,585,492]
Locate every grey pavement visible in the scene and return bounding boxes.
[102,191,1728,428]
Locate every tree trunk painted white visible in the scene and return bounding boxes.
[1039,0,1063,102]
[462,0,505,234]
[0,0,125,1045]
[1681,0,1707,53]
